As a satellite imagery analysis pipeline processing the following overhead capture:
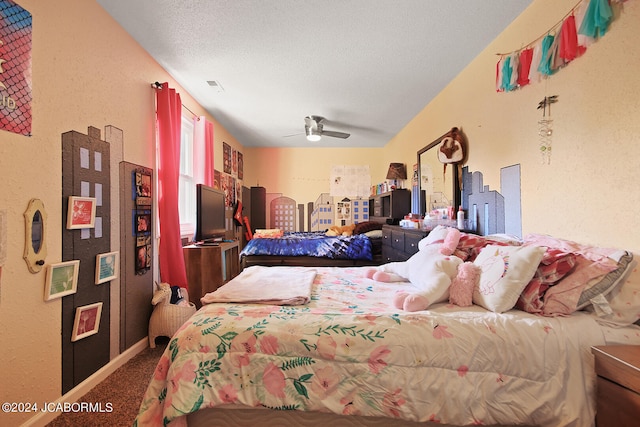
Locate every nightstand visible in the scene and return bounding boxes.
[591,345,640,426]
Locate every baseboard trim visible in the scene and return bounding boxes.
[21,337,149,427]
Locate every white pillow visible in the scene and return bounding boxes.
[473,244,546,313]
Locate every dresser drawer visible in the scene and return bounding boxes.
[390,230,405,251]
[404,233,422,256]
[382,245,409,263]
[592,345,640,427]
[595,376,640,427]
[382,227,392,245]
[381,225,429,263]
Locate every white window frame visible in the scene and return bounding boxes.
[178,115,196,239]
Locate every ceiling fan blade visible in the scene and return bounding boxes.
[282,132,304,138]
[321,130,350,139]
[304,116,320,130]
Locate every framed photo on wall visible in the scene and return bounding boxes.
[44,260,80,301]
[135,235,151,275]
[133,170,152,206]
[133,210,151,235]
[95,251,119,284]
[223,142,231,174]
[66,196,96,229]
[71,302,103,342]
[237,151,243,180]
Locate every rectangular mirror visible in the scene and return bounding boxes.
[417,133,460,217]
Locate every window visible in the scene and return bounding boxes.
[178,115,195,238]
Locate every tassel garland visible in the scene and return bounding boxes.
[496,0,627,93]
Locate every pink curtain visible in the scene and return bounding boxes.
[156,82,188,288]
[193,116,214,187]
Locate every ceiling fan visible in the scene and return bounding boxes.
[304,115,350,141]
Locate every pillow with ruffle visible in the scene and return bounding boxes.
[577,252,634,310]
[587,255,640,326]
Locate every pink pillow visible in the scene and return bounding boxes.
[516,248,576,313]
[523,234,619,316]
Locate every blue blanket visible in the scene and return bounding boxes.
[240,231,373,260]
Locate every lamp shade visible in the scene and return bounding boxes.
[386,163,407,180]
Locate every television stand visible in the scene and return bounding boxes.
[183,241,240,308]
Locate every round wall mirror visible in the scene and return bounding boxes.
[24,198,48,273]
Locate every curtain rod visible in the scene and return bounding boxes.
[151,81,200,120]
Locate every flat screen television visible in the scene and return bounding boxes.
[194,184,226,244]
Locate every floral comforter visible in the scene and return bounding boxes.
[135,267,640,427]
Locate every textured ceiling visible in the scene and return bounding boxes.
[96,0,532,148]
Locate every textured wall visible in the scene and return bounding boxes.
[386,0,640,253]
[0,1,235,425]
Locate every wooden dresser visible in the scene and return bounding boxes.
[381,225,428,262]
[591,345,640,426]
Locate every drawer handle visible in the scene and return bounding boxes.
[394,238,399,242]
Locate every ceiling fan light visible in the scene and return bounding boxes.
[306,127,321,142]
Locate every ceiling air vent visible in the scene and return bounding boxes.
[206,80,224,92]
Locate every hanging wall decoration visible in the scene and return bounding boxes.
[496,0,626,93]
[66,196,97,229]
[132,169,152,275]
[71,302,103,342]
[537,95,559,164]
[223,142,232,174]
[0,0,32,136]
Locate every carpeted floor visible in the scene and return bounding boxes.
[46,338,168,427]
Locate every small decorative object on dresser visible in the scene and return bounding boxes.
[592,345,640,427]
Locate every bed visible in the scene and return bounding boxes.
[135,231,640,427]
[240,226,384,269]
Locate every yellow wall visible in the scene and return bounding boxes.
[245,0,640,253]
[0,1,243,425]
[243,147,387,202]
[248,0,640,254]
[386,0,640,253]
[2,0,639,425]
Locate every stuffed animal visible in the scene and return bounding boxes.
[152,282,172,306]
[152,282,188,306]
[326,223,356,236]
[363,226,464,311]
[449,262,481,307]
